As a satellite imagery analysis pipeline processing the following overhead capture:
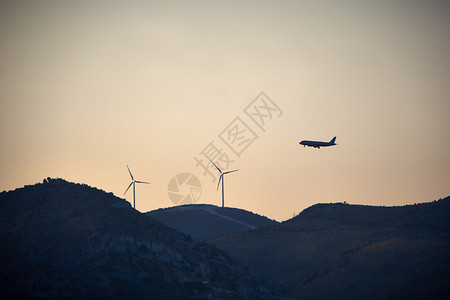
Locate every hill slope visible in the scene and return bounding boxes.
[209,198,450,300]
[0,178,273,299]
[146,204,277,240]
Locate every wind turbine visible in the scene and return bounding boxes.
[124,165,150,209]
[210,160,238,208]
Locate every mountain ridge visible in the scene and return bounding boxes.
[2,178,448,299]
[0,178,274,299]
[209,197,450,299]
[146,204,277,240]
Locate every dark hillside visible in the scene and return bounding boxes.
[209,198,450,300]
[0,178,272,299]
[147,204,277,240]
[293,199,450,230]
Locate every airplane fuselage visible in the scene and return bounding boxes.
[299,137,337,149]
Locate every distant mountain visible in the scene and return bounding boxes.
[146,204,277,240]
[209,198,450,300]
[0,178,274,299]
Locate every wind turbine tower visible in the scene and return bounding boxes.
[124,165,150,209]
[210,160,239,207]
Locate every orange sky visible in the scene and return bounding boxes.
[1,1,449,221]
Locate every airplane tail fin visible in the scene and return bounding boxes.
[330,137,336,144]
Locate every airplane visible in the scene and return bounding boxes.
[299,137,337,149]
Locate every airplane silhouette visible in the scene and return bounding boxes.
[299,137,337,149]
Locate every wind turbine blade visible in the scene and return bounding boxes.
[217,174,223,190]
[223,169,239,175]
[209,160,222,173]
[124,182,133,195]
[127,165,134,180]
[135,181,150,184]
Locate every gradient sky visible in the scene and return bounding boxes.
[1,0,449,221]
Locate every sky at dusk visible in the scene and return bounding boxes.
[1,0,449,221]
